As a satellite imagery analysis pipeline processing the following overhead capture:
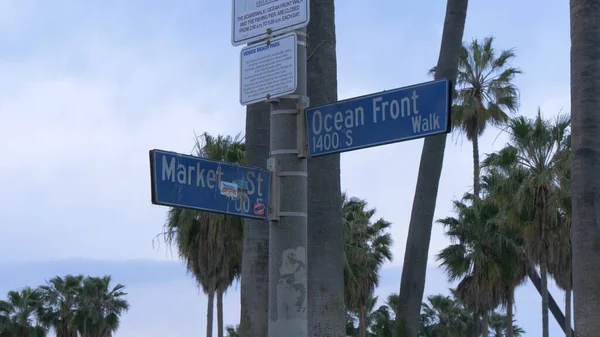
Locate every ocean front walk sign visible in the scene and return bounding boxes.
[231,0,309,46]
[305,79,452,157]
[149,149,271,220]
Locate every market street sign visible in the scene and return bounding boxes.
[149,149,271,220]
[232,0,309,46]
[305,79,451,157]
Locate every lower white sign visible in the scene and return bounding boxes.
[240,32,297,105]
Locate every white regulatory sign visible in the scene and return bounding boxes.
[232,0,309,46]
[240,33,297,105]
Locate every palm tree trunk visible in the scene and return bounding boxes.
[217,288,224,337]
[394,0,469,336]
[481,311,489,337]
[307,1,346,336]
[541,252,549,337]
[526,266,572,334]
[471,128,481,198]
[207,290,215,337]
[472,312,480,337]
[358,301,367,337]
[507,293,514,337]
[240,102,270,337]
[565,286,571,337]
[570,2,600,337]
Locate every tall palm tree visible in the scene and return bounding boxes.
[547,215,572,337]
[160,132,245,337]
[479,171,529,337]
[570,1,600,336]
[343,193,393,337]
[306,0,346,335]
[482,111,571,337]
[74,276,129,337]
[38,274,84,337]
[395,1,468,336]
[546,134,573,337]
[430,36,521,197]
[437,192,523,336]
[197,133,245,337]
[0,287,47,337]
[239,101,270,337]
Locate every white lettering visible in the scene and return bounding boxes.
[334,111,343,130]
[312,110,323,135]
[412,90,420,115]
[372,97,382,123]
[412,113,439,133]
[257,173,264,196]
[412,115,422,132]
[207,170,216,189]
[390,100,400,119]
[162,156,176,182]
[401,97,411,117]
[246,171,256,195]
[345,130,353,146]
[176,164,187,184]
[324,114,333,132]
[196,164,206,187]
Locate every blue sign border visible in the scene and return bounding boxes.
[149,149,271,220]
[305,79,452,157]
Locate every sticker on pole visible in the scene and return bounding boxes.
[231,0,309,46]
[239,32,297,106]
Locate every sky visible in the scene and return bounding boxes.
[0,0,571,336]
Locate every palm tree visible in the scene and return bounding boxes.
[479,171,529,337]
[0,287,47,337]
[343,193,393,337]
[437,193,522,336]
[395,1,468,335]
[306,0,346,335]
[345,295,395,337]
[38,274,84,337]
[429,36,521,197]
[570,2,600,335]
[487,311,525,337]
[239,102,270,336]
[371,295,398,337]
[225,324,240,337]
[418,292,472,337]
[74,275,129,337]
[482,111,571,337]
[160,132,245,337]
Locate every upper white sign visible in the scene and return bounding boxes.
[232,0,309,46]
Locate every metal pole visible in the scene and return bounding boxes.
[267,27,308,337]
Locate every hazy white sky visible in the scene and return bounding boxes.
[0,0,570,336]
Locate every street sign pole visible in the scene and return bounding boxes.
[266,27,308,337]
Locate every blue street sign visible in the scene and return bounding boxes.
[149,149,271,220]
[305,79,451,157]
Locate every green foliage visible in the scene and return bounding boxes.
[344,290,525,337]
[0,275,128,337]
[158,132,245,337]
[342,193,393,336]
[431,36,521,141]
[225,324,240,337]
